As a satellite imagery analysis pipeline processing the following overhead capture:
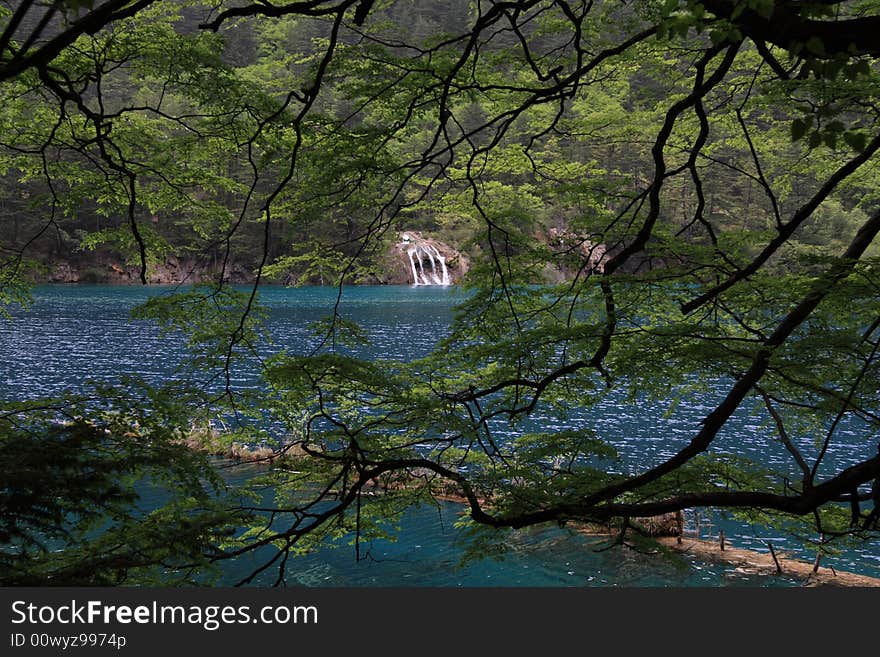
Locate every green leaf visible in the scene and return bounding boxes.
[790,118,810,141]
[805,36,827,56]
[843,131,868,152]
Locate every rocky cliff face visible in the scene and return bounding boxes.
[546,227,608,275]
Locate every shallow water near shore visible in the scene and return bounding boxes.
[2,284,878,585]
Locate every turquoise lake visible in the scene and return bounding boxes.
[1,284,878,585]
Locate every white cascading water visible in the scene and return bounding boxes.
[407,243,451,285]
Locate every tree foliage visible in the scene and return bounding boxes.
[2,0,880,584]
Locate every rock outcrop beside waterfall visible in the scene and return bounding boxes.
[544,227,608,280]
[381,232,468,285]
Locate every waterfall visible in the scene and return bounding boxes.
[406,243,450,285]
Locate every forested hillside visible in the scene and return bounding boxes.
[3,1,874,286]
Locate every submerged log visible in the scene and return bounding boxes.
[631,510,684,537]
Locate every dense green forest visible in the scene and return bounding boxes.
[1,0,880,585]
[3,0,876,285]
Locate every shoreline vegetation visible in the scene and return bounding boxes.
[187,428,880,588]
[24,243,456,287]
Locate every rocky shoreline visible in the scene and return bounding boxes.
[33,229,613,286]
[44,254,255,286]
[41,233,471,287]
